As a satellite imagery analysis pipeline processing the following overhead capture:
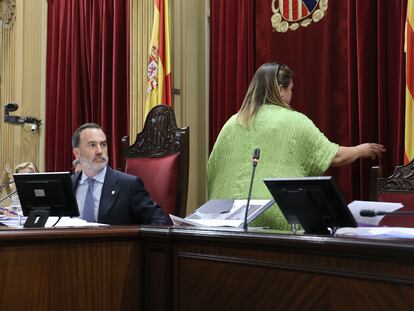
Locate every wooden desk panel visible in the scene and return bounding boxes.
[139,227,414,311]
[0,227,140,311]
[3,226,414,310]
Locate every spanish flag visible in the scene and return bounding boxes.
[405,0,414,163]
[144,0,172,118]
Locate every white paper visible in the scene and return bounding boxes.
[347,200,403,226]
[171,199,272,228]
[0,216,21,227]
[45,217,109,227]
[336,226,414,238]
[169,214,244,228]
[0,216,108,228]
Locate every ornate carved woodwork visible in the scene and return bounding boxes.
[122,105,183,158]
[0,0,16,29]
[378,159,414,192]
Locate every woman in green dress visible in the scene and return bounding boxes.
[207,63,385,230]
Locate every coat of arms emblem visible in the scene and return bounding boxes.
[271,0,328,32]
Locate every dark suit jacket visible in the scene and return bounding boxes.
[72,166,169,225]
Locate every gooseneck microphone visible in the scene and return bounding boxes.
[243,148,260,231]
[0,179,14,190]
[0,189,17,204]
[360,209,414,217]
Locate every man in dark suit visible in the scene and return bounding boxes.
[71,123,169,225]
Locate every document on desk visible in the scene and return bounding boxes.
[335,227,414,239]
[45,217,109,227]
[0,216,19,227]
[347,200,403,226]
[0,216,108,228]
[170,199,274,228]
[336,200,413,238]
[169,215,244,228]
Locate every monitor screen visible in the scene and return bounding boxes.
[13,172,79,218]
[264,176,357,234]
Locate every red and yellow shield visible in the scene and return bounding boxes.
[271,0,328,32]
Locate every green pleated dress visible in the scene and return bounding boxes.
[207,104,338,231]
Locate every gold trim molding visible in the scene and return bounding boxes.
[0,0,16,29]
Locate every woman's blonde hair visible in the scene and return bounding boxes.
[237,63,293,127]
[14,162,39,173]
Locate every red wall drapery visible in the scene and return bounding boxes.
[210,0,256,149]
[210,0,407,201]
[45,0,130,172]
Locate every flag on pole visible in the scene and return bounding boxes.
[405,0,414,163]
[145,0,172,118]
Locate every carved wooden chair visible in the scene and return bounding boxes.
[121,105,189,218]
[376,160,414,227]
[368,166,382,201]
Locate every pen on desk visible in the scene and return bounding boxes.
[0,207,18,216]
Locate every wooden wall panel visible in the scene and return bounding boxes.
[139,227,414,311]
[0,227,141,311]
[0,0,46,186]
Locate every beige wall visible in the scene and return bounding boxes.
[172,0,209,214]
[1,0,209,214]
[0,0,46,187]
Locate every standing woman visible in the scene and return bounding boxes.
[207,63,385,230]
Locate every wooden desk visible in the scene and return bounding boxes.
[2,226,414,310]
[0,226,140,310]
[140,227,414,311]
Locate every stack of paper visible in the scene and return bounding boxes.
[335,227,414,238]
[335,200,414,238]
[171,199,274,228]
[0,216,108,228]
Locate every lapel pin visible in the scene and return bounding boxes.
[111,190,115,195]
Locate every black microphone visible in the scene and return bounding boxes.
[360,209,414,217]
[243,148,260,231]
[0,179,14,190]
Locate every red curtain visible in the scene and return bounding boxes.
[46,0,130,172]
[210,0,407,201]
[209,0,256,148]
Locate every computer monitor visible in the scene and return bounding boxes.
[264,176,357,234]
[13,172,79,227]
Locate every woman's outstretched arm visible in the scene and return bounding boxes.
[330,143,386,167]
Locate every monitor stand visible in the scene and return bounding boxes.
[24,210,50,228]
[275,190,332,235]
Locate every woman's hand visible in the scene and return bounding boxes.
[355,143,386,160]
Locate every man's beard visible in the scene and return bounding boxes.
[79,154,108,173]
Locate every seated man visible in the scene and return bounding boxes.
[71,123,169,225]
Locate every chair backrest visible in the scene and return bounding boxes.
[121,105,189,218]
[377,160,414,227]
[368,165,382,201]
